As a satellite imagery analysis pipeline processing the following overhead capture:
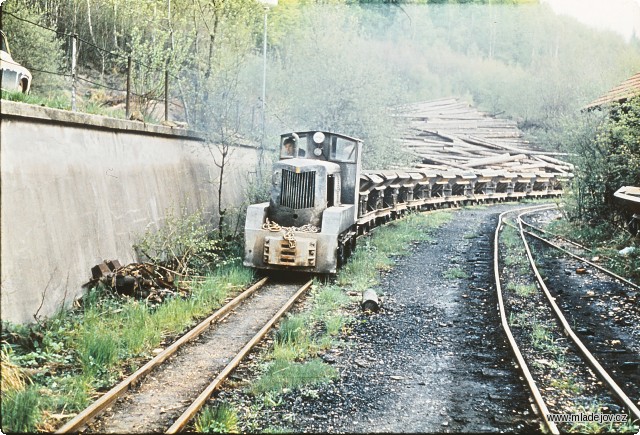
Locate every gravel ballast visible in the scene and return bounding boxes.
[217,204,545,433]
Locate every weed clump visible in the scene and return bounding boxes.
[195,402,239,433]
[251,359,338,396]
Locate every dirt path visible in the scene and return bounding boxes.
[86,281,306,433]
[247,204,545,433]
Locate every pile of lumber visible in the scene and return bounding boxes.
[395,98,573,176]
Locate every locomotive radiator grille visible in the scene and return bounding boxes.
[280,169,316,209]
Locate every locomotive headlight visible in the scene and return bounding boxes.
[313,131,325,144]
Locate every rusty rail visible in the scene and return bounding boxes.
[166,279,314,433]
[516,209,640,423]
[494,204,560,435]
[520,227,640,292]
[55,277,269,434]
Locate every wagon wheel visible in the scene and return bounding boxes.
[350,235,357,253]
[337,243,346,268]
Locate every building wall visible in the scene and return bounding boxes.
[1,101,258,324]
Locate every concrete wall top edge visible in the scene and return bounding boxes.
[0,99,206,141]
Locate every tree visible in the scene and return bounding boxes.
[561,97,640,227]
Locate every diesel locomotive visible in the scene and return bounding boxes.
[244,131,565,274]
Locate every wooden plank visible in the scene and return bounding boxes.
[463,153,527,168]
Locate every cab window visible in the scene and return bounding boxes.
[330,137,357,163]
[280,134,308,158]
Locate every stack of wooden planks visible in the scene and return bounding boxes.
[394,98,573,177]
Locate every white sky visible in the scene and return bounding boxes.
[540,0,640,42]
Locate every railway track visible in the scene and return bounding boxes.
[55,277,314,434]
[494,205,640,433]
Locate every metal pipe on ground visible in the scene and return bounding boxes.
[361,289,380,312]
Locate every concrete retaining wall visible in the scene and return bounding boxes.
[1,101,258,324]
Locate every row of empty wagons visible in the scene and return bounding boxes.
[356,168,567,231]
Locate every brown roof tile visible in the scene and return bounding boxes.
[584,71,640,109]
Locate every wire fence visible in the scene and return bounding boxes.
[2,9,187,123]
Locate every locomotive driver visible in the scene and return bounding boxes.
[283,137,295,156]
[283,137,305,157]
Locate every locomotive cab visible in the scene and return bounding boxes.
[244,131,362,274]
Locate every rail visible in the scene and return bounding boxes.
[516,209,640,422]
[493,204,560,435]
[55,277,270,433]
[496,205,640,431]
[519,223,640,291]
[166,279,314,433]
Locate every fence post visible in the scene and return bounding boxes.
[125,55,131,119]
[164,65,169,122]
[71,34,77,112]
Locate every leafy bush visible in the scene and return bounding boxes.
[563,97,640,226]
[134,207,222,276]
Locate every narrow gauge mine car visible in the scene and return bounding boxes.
[244,131,565,274]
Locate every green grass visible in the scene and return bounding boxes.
[338,211,452,291]
[530,322,551,349]
[250,359,338,395]
[271,314,314,362]
[77,325,119,375]
[269,286,354,363]
[2,89,71,109]
[501,223,522,250]
[2,89,127,118]
[1,386,41,433]
[1,261,253,431]
[195,402,239,433]
[550,378,582,395]
[529,321,562,356]
[324,314,346,336]
[508,311,527,327]
[275,315,307,346]
[265,283,355,367]
[443,267,469,279]
[506,282,537,297]
[500,223,532,274]
[312,286,351,315]
[503,254,528,268]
